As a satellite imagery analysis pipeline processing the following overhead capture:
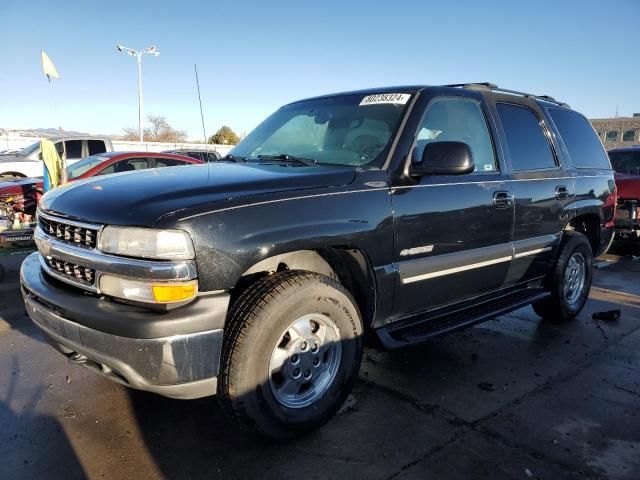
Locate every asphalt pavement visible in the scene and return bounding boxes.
[1,251,639,479]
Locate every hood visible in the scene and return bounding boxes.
[615,172,640,200]
[39,162,357,226]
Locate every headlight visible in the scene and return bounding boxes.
[99,275,198,304]
[98,226,195,260]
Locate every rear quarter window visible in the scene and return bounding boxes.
[548,108,611,169]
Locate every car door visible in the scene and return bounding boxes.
[391,94,514,318]
[492,100,573,284]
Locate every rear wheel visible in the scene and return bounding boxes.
[219,270,363,439]
[533,231,593,321]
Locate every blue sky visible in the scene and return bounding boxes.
[1,0,638,140]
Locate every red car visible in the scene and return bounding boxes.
[0,151,202,217]
[609,146,640,244]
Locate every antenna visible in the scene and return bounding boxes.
[194,64,207,145]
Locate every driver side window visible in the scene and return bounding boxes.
[413,97,497,173]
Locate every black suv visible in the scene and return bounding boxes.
[21,83,615,438]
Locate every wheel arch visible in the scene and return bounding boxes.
[563,210,602,255]
[0,171,27,179]
[231,247,378,331]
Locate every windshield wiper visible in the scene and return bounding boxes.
[221,154,246,162]
[255,154,318,166]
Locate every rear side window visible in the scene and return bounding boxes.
[184,152,204,161]
[496,103,556,171]
[65,140,83,158]
[155,158,186,168]
[98,158,149,175]
[548,108,611,169]
[413,97,497,173]
[88,140,107,156]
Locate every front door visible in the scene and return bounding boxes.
[391,95,514,319]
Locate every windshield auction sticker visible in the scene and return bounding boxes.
[359,93,411,106]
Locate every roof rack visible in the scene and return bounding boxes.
[442,83,570,108]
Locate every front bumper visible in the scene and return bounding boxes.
[21,252,230,399]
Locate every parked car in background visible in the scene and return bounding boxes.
[22,83,615,438]
[0,151,202,217]
[609,146,640,243]
[162,148,221,163]
[0,136,114,179]
[0,148,21,155]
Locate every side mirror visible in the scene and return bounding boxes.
[411,141,474,176]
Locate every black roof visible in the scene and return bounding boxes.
[608,145,640,153]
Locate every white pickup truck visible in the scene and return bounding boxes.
[0,136,113,179]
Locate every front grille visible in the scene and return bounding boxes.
[44,256,96,286]
[39,215,98,248]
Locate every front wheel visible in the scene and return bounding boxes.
[533,231,593,321]
[218,270,363,439]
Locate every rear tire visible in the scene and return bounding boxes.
[533,231,593,321]
[218,270,363,439]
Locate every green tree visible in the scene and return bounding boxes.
[208,126,240,145]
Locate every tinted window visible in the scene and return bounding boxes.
[609,151,640,175]
[184,152,204,161]
[207,152,220,162]
[98,158,148,175]
[413,97,497,173]
[88,140,107,155]
[548,108,611,169]
[496,103,556,171]
[155,158,186,168]
[605,131,619,142]
[65,140,83,158]
[623,130,636,142]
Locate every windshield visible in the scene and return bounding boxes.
[16,141,40,157]
[66,154,108,179]
[228,93,412,168]
[609,151,640,175]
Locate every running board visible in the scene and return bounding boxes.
[377,288,550,349]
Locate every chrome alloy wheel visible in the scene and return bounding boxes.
[563,252,586,306]
[268,314,342,409]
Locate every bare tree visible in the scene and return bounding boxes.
[120,116,187,142]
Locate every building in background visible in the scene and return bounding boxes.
[590,114,640,150]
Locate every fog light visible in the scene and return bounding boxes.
[99,275,198,304]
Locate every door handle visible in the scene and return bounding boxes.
[493,191,513,209]
[555,185,570,200]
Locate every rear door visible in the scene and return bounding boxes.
[492,99,572,284]
[391,93,514,318]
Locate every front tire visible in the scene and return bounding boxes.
[218,270,363,439]
[533,231,593,321]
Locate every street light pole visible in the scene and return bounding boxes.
[116,44,160,143]
[136,53,143,143]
